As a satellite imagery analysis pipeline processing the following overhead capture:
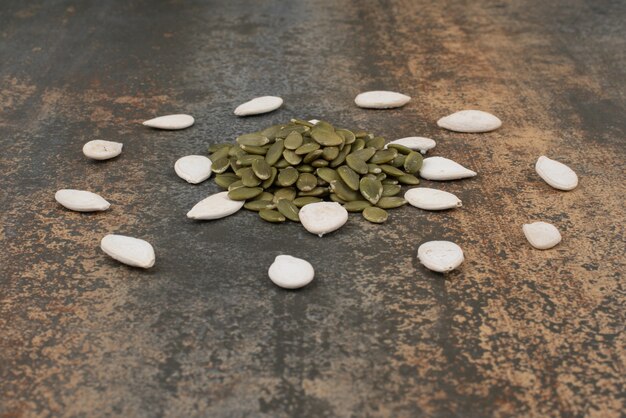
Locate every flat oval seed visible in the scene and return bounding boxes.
[237,154,264,166]
[351,148,376,162]
[376,196,407,209]
[298,187,329,197]
[268,255,314,289]
[284,131,304,150]
[187,191,245,220]
[259,209,286,223]
[387,137,436,154]
[295,142,321,155]
[367,163,382,174]
[404,151,423,174]
[261,124,284,139]
[293,197,323,207]
[244,200,275,211]
[174,155,213,184]
[299,202,348,236]
[311,127,343,146]
[276,199,300,222]
[297,164,314,173]
[365,136,386,150]
[240,144,268,155]
[380,164,406,177]
[208,143,231,153]
[296,173,317,191]
[336,129,356,144]
[143,114,194,130]
[241,167,262,187]
[337,166,360,191]
[330,144,352,167]
[210,146,231,162]
[420,157,477,180]
[211,157,230,174]
[405,187,462,210]
[390,154,406,168]
[398,174,420,185]
[386,143,412,155]
[363,206,388,223]
[417,241,464,273]
[252,159,272,180]
[329,194,347,204]
[369,149,397,164]
[346,154,369,175]
[523,221,562,249]
[228,180,244,191]
[101,235,155,268]
[343,200,372,212]
[322,146,340,161]
[235,96,283,116]
[354,91,411,109]
[273,187,297,202]
[236,133,270,147]
[437,110,501,133]
[274,158,290,168]
[311,159,329,168]
[82,140,123,160]
[253,192,274,201]
[215,173,239,189]
[535,156,578,191]
[265,139,285,166]
[282,149,302,165]
[303,149,324,164]
[227,187,263,201]
[359,177,383,204]
[262,167,278,188]
[55,189,110,212]
[317,167,340,183]
[277,167,299,186]
[351,138,366,152]
[382,184,402,197]
[330,179,361,201]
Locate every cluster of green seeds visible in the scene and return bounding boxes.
[207,119,423,224]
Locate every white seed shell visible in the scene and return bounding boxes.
[187,191,244,220]
[419,157,477,180]
[417,241,464,273]
[55,189,110,212]
[174,155,213,184]
[143,114,194,130]
[234,96,283,116]
[298,202,348,237]
[100,234,155,268]
[308,119,320,125]
[82,140,123,160]
[268,255,315,289]
[535,156,578,191]
[386,137,436,154]
[523,222,562,250]
[437,110,502,133]
[404,188,462,210]
[354,91,411,109]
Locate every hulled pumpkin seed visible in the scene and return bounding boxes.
[276,199,300,222]
[329,193,347,204]
[311,159,329,168]
[343,200,372,212]
[354,130,369,139]
[228,186,263,201]
[277,167,299,186]
[311,127,343,146]
[382,184,401,197]
[370,149,398,164]
[215,172,239,189]
[352,138,365,152]
[317,167,339,183]
[363,207,388,223]
[265,139,285,166]
[262,167,278,188]
[329,144,351,167]
[336,129,356,144]
[298,187,328,197]
[236,133,269,147]
[398,174,420,185]
[404,151,423,174]
[261,124,284,140]
[387,143,412,155]
[297,164,314,173]
[273,187,297,202]
[337,166,360,191]
[252,159,272,180]
[211,157,230,174]
[330,179,361,201]
[359,177,383,204]
[210,146,231,162]
[296,142,321,156]
[365,136,385,150]
[283,149,302,165]
[228,145,246,158]
[346,154,369,175]
[296,173,317,191]
[208,143,231,153]
[240,144,267,155]
[382,178,399,185]
[290,118,315,128]
[351,147,376,162]
[322,146,340,161]
[244,200,275,211]
[303,149,324,164]
[259,209,286,223]
[238,154,264,166]
[241,167,262,187]
[376,196,407,209]
[367,163,382,174]
[284,131,304,150]
[390,154,406,168]
[293,197,323,207]
[380,164,406,177]
[253,192,274,201]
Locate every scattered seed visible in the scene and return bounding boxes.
[376,196,407,209]
[143,114,194,130]
[311,127,343,146]
[188,191,245,219]
[215,173,239,189]
[522,221,562,249]
[382,184,401,197]
[174,155,213,184]
[277,167,299,186]
[404,188,462,210]
[398,174,420,185]
[346,154,369,174]
[417,241,464,273]
[252,159,272,180]
[101,234,155,268]
[437,110,501,133]
[268,255,314,289]
[235,96,283,116]
[403,151,423,174]
[354,91,411,109]
[273,187,297,202]
[259,209,286,223]
[82,140,123,160]
[359,177,383,205]
[55,189,110,212]
[363,206,388,223]
[419,157,476,180]
[535,156,578,191]
[299,202,348,236]
[236,133,270,147]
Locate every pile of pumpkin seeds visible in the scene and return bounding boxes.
[207,119,423,224]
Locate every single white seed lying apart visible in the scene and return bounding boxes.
[437,110,502,133]
[187,191,245,220]
[234,96,283,116]
[404,188,462,211]
[535,156,578,191]
[142,114,194,130]
[419,157,477,181]
[299,202,348,237]
[55,189,110,212]
[523,222,562,250]
[174,155,213,184]
[100,234,155,268]
[82,140,123,160]
[354,91,411,109]
[386,137,436,154]
[417,241,464,273]
[268,255,315,289]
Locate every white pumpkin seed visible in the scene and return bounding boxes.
[55,189,110,212]
[417,241,464,273]
[354,91,411,109]
[100,234,155,268]
[298,202,348,237]
[535,156,578,191]
[419,157,477,180]
[187,191,244,220]
[386,137,436,154]
[142,114,194,130]
[268,255,314,289]
[522,222,562,249]
[437,110,501,133]
[82,140,123,160]
[174,155,213,184]
[234,96,283,116]
[404,187,462,210]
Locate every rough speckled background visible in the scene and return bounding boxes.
[1,0,624,417]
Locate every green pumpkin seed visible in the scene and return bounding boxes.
[353,130,369,139]
[228,180,244,191]
[208,143,231,153]
[262,167,278,188]
[274,158,290,168]
[236,133,270,147]
[303,149,324,164]
[252,192,274,201]
[311,159,329,168]
[298,187,329,197]
[251,159,272,180]
[382,178,399,185]
[329,144,352,167]
[351,147,377,162]
[398,174,420,185]
[382,184,401,197]
[314,121,334,131]
[346,154,369,175]
[387,143,412,154]
[229,157,241,172]
[390,154,406,168]
[292,197,322,207]
[259,209,285,223]
[336,129,356,144]
[367,163,382,174]
[376,196,407,209]
[317,167,340,183]
[244,200,275,211]
[284,131,304,150]
[290,118,315,128]
[237,154,264,166]
[228,186,263,201]
[210,146,231,162]
[296,173,317,191]
[211,157,230,173]
[329,193,347,204]
[330,179,361,201]
[359,177,383,204]
[240,144,267,155]
[337,166,360,191]
[240,167,262,187]
[380,164,406,177]
[311,127,343,146]
[365,136,385,150]
[260,124,284,140]
[228,145,246,158]
[276,199,300,222]
[369,149,398,164]
[215,173,239,189]
[404,151,423,174]
[375,173,387,182]
[273,187,297,202]
[276,125,308,139]
[322,146,340,161]
[295,142,321,155]
[282,149,302,165]
[351,138,366,152]
[343,200,372,212]
[276,167,299,186]
[363,207,388,223]
[265,139,285,166]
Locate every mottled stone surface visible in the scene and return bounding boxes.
[1,0,624,417]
